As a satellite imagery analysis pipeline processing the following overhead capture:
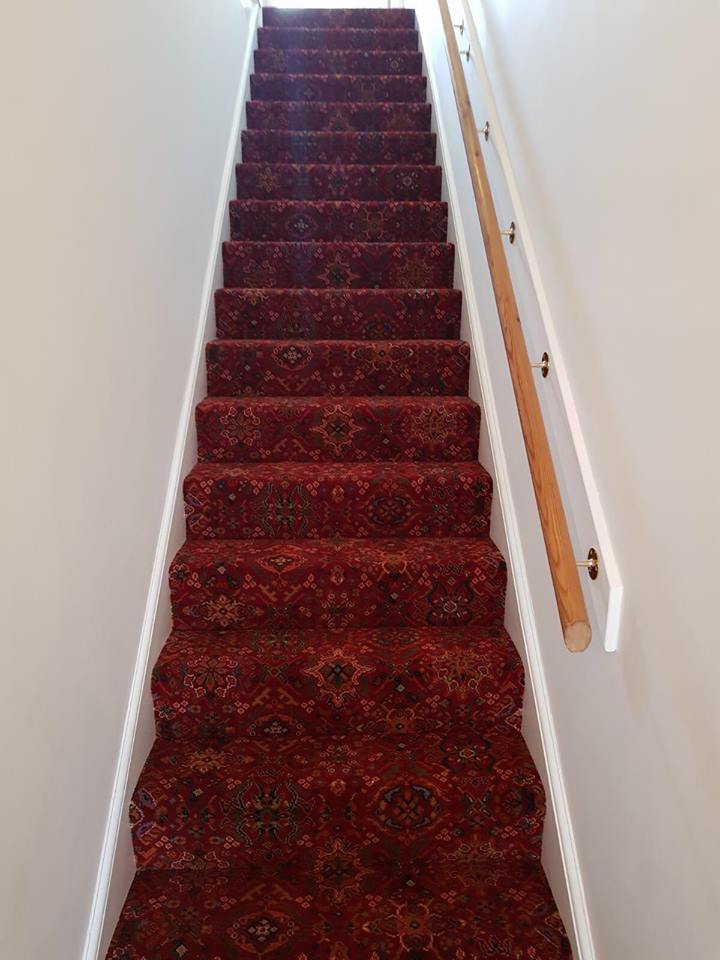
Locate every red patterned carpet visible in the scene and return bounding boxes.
[107,8,572,958]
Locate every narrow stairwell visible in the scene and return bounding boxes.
[107,8,572,958]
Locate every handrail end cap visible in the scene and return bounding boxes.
[564,620,591,653]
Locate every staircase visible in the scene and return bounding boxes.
[107,8,572,958]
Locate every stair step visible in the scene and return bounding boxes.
[222,241,454,289]
[246,100,431,131]
[184,461,491,540]
[235,162,442,201]
[108,859,570,959]
[229,200,447,242]
[257,27,419,51]
[250,72,427,103]
[130,729,541,871]
[111,859,570,958]
[154,625,520,741]
[206,338,468,396]
[195,395,479,463]
[215,288,462,340]
[262,8,416,29]
[170,535,504,631]
[242,129,436,164]
[254,48,423,76]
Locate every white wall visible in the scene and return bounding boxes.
[467,2,720,957]
[0,1,251,956]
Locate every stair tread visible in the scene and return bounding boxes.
[250,72,427,103]
[235,162,442,201]
[215,287,461,340]
[257,27,419,51]
[187,459,489,479]
[254,48,424,75]
[154,624,522,741]
[241,129,436,163]
[163,621,513,647]
[108,859,571,960]
[222,240,455,290]
[198,392,474,404]
[230,198,445,206]
[184,460,491,540]
[246,100,431,131]
[170,534,505,632]
[251,72,423,79]
[130,727,544,870]
[173,533,503,562]
[262,8,416,28]
[229,199,448,242]
[139,725,536,770]
[195,394,480,464]
[205,337,468,396]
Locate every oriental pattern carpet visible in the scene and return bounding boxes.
[107,8,572,958]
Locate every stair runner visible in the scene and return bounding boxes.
[107,8,572,958]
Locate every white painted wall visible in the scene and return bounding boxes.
[0,2,252,957]
[466,2,720,957]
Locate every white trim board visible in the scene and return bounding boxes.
[80,7,260,958]
[415,4,595,958]
[456,0,623,653]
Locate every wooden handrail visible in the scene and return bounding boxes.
[437,0,591,652]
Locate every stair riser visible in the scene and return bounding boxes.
[170,540,504,632]
[250,74,427,103]
[131,735,542,871]
[229,200,447,243]
[235,163,442,201]
[185,463,491,540]
[215,289,462,340]
[222,242,455,289]
[205,339,468,397]
[263,9,416,28]
[241,130,436,164]
[257,27,419,51]
[254,49,423,75]
[246,101,431,132]
[153,630,521,741]
[195,396,479,464]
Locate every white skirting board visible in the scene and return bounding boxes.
[415,4,596,959]
[79,7,260,958]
